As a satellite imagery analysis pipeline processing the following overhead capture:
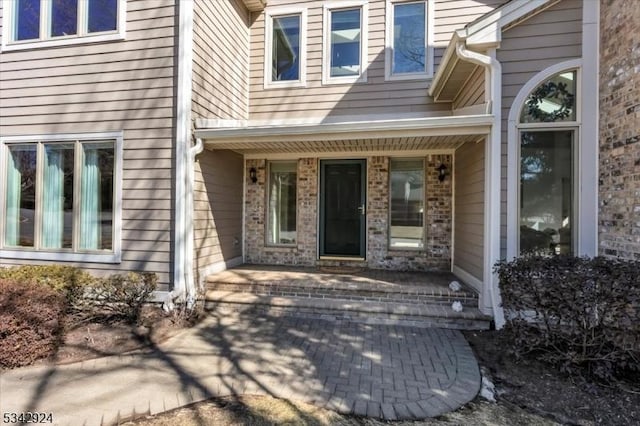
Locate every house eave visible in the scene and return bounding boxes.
[242,0,266,12]
[194,114,493,144]
[430,0,558,101]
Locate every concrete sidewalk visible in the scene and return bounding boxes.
[1,309,481,425]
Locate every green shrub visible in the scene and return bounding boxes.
[0,279,66,368]
[84,272,158,323]
[495,255,640,382]
[0,265,95,310]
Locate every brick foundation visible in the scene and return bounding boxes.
[599,0,640,260]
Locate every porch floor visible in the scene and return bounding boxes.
[205,265,491,330]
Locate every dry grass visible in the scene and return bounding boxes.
[121,395,557,426]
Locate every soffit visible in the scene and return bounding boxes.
[202,134,485,156]
[242,0,266,12]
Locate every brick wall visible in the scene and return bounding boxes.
[599,0,640,260]
[244,158,317,265]
[244,156,452,271]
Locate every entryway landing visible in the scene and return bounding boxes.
[205,265,492,330]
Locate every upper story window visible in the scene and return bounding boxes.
[2,0,125,51]
[1,132,123,263]
[322,1,368,85]
[385,0,434,80]
[264,7,307,88]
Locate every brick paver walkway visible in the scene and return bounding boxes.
[0,310,481,425]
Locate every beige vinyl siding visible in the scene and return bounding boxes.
[454,139,485,282]
[248,0,458,121]
[192,0,250,120]
[0,0,177,290]
[452,65,484,110]
[434,0,507,45]
[497,0,582,256]
[193,150,244,281]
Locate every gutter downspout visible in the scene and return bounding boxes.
[164,0,194,312]
[184,137,204,308]
[455,41,505,329]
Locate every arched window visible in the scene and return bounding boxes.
[517,70,578,255]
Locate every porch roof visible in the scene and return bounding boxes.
[193,114,491,156]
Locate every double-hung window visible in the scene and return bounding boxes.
[385,0,433,80]
[1,133,122,262]
[267,162,297,246]
[389,158,425,249]
[264,7,307,88]
[2,0,125,51]
[322,1,368,84]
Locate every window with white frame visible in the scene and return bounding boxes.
[322,2,368,84]
[389,158,424,249]
[267,162,297,246]
[2,0,125,51]
[1,134,121,261]
[264,8,307,88]
[518,70,577,255]
[385,0,433,80]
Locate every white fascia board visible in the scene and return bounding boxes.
[194,114,493,141]
[428,31,463,98]
[465,0,552,47]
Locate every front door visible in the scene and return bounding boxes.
[320,159,366,257]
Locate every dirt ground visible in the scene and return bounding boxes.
[43,313,639,425]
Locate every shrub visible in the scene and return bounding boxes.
[0,279,66,368]
[495,255,640,382]
[0,265,95,310]
[83,272,158,323]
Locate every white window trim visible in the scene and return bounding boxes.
[0,131,123,263]
[506,60,583,259]
[322,1,369,85]
[265,160,298,247]
[384,0,434,81]
[1,0,126,52]
[264,6,307,89]
[388,157,426,251]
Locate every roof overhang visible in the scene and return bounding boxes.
[194,115,492,156]
[242,0,266,12]
[430,0,559,102]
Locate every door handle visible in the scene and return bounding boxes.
[358,204,366,215]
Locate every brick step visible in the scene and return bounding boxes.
[204,291,492,330]
[206,280,479,307]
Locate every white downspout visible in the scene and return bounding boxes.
[455,41,505,329]
[164,0,194,312]
[184,138,204,309]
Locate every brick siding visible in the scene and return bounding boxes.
[244,156,452,271]
[599,0,640,260]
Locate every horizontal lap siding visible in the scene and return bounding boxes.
[452,65,484,110]
[0,0,177,291]
[434,0,508,45]
[248,0,498,121]
[454,139,485,282]
[192,0,248,277]
[497,0,582,256]
[193,150,244,281]
[192,0,249,120]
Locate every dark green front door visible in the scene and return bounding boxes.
[320,160,366,257]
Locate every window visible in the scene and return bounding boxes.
[2,0,124,51]
[267,162,297,245]
[385,0,433,80]
[518,70,577,255]
[389,158,424,249]
[322,2,368,84]
[264,8,307,88]
[1,133,122,262]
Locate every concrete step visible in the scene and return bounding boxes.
[204,291,492,330]
[207,280,479,308]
